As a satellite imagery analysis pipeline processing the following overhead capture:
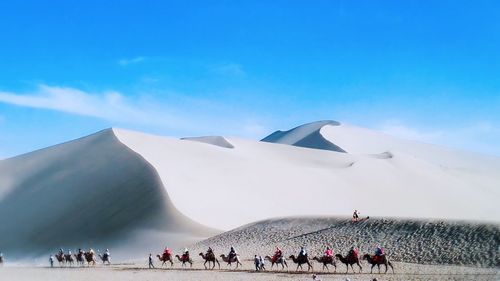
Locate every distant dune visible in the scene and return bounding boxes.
[261,120,346,152]
[0,121,499,260]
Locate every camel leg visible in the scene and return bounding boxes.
[350,264,355,273]
[357,262,362,273]
[216,259,221,269]
[308,262,312,271]
[345,263,349,273]
[378,264,381,273]
[388,261,394,273]
[384,263,388,273]
[371,264,375,273]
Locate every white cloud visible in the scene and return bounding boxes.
[0,85,271,139]
[0,85,186,128]
[118,56,146,66]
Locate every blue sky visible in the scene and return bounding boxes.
[0,0,499,158]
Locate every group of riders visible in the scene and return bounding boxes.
[156,244,386,268]
[50,248,111,266]
[270,245,384,263]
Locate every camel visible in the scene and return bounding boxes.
[55,253,65,266]
[84,252,96,266]
[175,254,193,267]
[157,254,174,267]
[220,254,242,269]
[74,252,85,266]
[313,256,336,272]
[64,254,74,266]
[288,255,313,271]
[362,254,394,274]
[0,255,3,266]
[335,253,362,273]
[264,255,288,270]
[99,253,111,265]
[199,252,220,270]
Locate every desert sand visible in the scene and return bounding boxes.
[0,262,497,281]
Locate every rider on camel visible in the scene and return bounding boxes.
[163,247,171,259]
[324,246,333,258]
[298,246,307,258]
[273,247,283,262]
[349,246,359,258]
[228,246,237,261]
[182,248,190,260]
[206,247,214,257]
[374,245,384,262]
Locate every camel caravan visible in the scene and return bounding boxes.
[152,244,393,274]
[51,248,111,267]
[41,244,393,274]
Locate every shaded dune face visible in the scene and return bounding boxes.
[261,120,346,152]
[0,129,210,255]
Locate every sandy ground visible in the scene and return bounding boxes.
[0,262,498,281]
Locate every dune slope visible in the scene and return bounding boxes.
[0,129,216,258]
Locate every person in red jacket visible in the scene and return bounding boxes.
[273,247,282,262]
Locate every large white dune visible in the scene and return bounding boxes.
[1,120,499,258]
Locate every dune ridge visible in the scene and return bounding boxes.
[0,129,217,258]
[181,136,234,148]
[261,120,346,152]
[190,217,500,267]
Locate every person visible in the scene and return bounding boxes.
[228,246,236,261]
[148,253,155,269]
[163,247,171,259]
[0,252,3,266]
[206,247,214,257]
[259,255,265,270]
[298,246,307,258]
[58,248,64,256]
[254,255,260,271]
[104,249,110,259]
[348,246,358,258]
[353,210,360,222]
[374,245,384,261]
[273,247,282,262]
[68,250,72,256]
[182,248,189,261]
[324,246,333,258]
[89,248,95,255]
[49,255,54,267]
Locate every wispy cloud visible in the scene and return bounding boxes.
[0,85,185,127]
[0,85,270,139]
[118,56,146,66]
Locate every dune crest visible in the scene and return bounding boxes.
[261,120,346,152]
[181,136,234,148]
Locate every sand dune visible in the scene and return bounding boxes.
[261,120,346,152]
[0,129,216,259]
[1,121,499,261]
